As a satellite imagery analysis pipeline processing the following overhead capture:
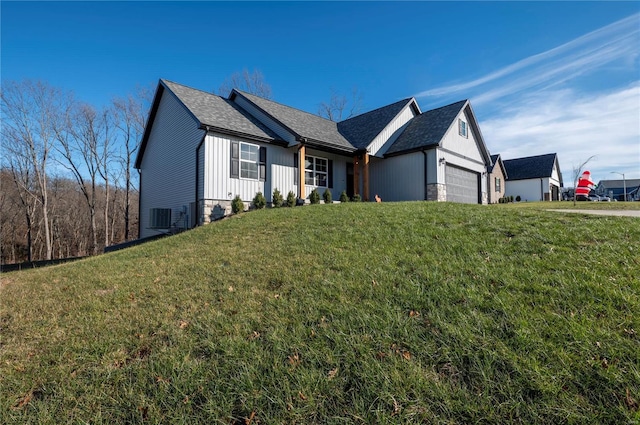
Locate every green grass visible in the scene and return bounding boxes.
[1,202,639,424]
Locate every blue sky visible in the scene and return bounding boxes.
[3,1,639,182]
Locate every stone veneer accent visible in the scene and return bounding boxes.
[201,200,233,224]
[426,183,447,202]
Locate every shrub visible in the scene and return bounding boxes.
[231,195,244,214]
[286,191,296,208]
[516,195,521,202]
[252,192,266,209]
[510,195,514,203]
[351,194,361,202]
[309,188,321,204]
[272,188,283,208]
[322,188,332,204]
[339,190,349,203]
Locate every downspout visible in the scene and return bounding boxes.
[422,150,428,200]
[195,131,207,227]
[540,178,544,201]
[137,168,142,239]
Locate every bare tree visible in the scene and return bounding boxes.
[1,80,68,260]
[217,69,272,99]
[55,103,113,255]
[572,155,595,206]
[318,87,364,121]
[112,88,148,240]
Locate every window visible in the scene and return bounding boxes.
[458,119,468,138]
[305,155,328,187]
[495,177,501,192]
[240,143,259,179]
[230,141,266,181]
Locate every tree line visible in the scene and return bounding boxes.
[1,80,150,264]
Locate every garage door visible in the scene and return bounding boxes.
[445,165,479,204]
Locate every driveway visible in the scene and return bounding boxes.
[547,209,640,217]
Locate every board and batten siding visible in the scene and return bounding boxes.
[139,90,205,238]
[232,96,296,144]
[369,152,425,201]
[368,106,418,157]
[203,133,296,203]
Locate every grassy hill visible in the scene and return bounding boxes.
[1,202,639,424]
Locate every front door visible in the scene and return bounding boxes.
[346,163,354,198]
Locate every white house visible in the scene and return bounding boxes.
[135,79,493,238]
[502,153,563,202]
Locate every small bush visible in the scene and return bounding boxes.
[516,195,521,202]
[252,192,266,209]
[339,190,349,203]
[231,195,244,214]
[322,189,332,204]
[509,196,514,203]
[309,188,321,204]
[351,194,361,202]
[272,188,283,208]
[286,191,296,208]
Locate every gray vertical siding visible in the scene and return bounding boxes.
[139,91,205,238]
[205,133,298,202]
[369,152,425,201]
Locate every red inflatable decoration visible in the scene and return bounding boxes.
[575,171,595,198]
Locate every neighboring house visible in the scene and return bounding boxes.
[135,79,492,238]
[487,154,507,203]
[595,179,640,201]
[502,153,563,201]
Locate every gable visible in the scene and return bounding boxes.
[440,107,483,163]
[337,98,418,151]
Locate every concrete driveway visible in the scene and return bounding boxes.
[547,209,640,217]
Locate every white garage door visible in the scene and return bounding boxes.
[445,165,479,204]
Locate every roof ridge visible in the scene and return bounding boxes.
[162,78,225,100]
[234,89,337,124]
[340,97,414,124]
[421,99,468,114]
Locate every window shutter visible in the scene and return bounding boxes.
[328,159,333,188]
[293,153,298,185]
[259,146,267,181]
[230,141,239,178]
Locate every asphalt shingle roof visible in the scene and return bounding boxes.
[233,90,355,151]
[488,154,500,173]
[503,153,558,180]
[337,98,415,149]
[162,80,279,141]
[385,100,467,155]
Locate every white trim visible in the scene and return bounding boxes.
[239,141,260,181]
[304,154,328,187]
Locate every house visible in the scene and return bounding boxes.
[487,154,507,203]
[502,153,563,201]
[135,79,492,238]
[595,179,640,201]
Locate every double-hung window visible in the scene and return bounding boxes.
[230,141,266,181]
[305,155,328,187]
[458,119,468,138]
[240,143,259,180]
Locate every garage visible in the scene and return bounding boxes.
[445,165,479,204]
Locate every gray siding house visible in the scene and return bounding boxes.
[135,80,492,238]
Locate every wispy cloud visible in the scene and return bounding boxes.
[415,13,640,104]
[416,13,640,181]
[481,83,640,180]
